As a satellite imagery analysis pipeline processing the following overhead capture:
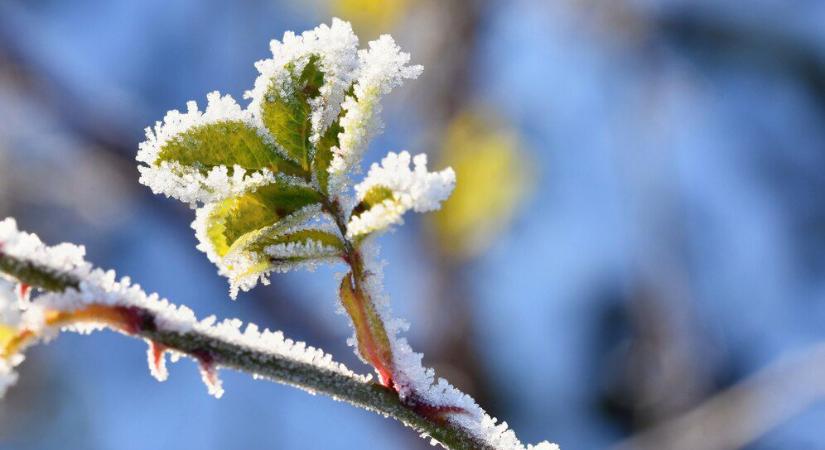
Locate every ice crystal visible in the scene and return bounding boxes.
[246,18,360,144]
[356,241,557,450]
[192,203,330,299]
[130,19,557,449]
[265,239,341,260]
[137,92,277,206]
[139,19,423,295]
[328,36,423,193]
[347,151,455,238]
[0,218,367,399]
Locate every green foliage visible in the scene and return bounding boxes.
[157,121,303,177]
[261,55,324,170]
[204,181,323,258]
[351,185,395,217]
[313,118,341,194]
[251,229,345,262]
[312,85,353,194]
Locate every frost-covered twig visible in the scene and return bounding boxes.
[119,19,554,449]
[0,218,511,450]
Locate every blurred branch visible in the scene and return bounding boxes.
[613,344,825,450]
[654,9,825,112]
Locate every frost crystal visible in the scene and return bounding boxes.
[0,218,366,399]
[130,20,557,449]
[137,92,277,206]
[328,36,423,193]
[0,282,22,398]
[347,151,455,238]
[265,239,340,260]
[246,18,360,143]
[191,203,331,299]
[355,242,557,450]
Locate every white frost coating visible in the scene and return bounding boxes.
[265,239,340,260]
[0,281,22,398]
[137,91,277,206]
[246,18,360,144]
[347,151,455,238]
[191,203,339,299]
[328,35,423,194]
[0,218,368,399]
[357,242,558,450]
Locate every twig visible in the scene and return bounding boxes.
[0,251,493,450]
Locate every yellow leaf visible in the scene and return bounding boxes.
[432,110,533,261]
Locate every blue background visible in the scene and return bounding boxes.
[2,1,825,449]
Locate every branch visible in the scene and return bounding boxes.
[612,343,825,450]
[0,251,491,450]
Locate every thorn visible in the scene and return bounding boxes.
[147,341,168,382]
[195,351,223,398]
[15,283,31,304]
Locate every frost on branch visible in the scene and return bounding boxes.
[354,243,557,450]
[133,19,557,449]
[0,218,366,400]
[0,282,22,397]
[347,151,455,238]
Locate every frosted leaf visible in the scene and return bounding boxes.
[137,92,288,206]
[347,151,455,238]
[328,35,423,194]
[246,18,360,146]
[192,203,342,299]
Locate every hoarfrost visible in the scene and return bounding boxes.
[246,18,360,144]
[357,241,557,450]
[137,92,276,206]
[347,151,455,238]
[328,36,423,194]
[0,218,367,398]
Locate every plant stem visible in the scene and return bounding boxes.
[322,197,395,386]
[0,251,492,450]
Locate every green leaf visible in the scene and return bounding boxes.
[247,229,346,263]
[351,185,395,217]
[312,85,353,194]
[339,272,394,385]
[261,54,324,170]
[223,228,344,294]
[157,120,304,177]
[313,119,341,194]
[205,181,323,258]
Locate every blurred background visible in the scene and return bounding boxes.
[2,0,825,449]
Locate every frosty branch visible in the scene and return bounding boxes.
[0,232,483,449]
[0,19,556,450]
